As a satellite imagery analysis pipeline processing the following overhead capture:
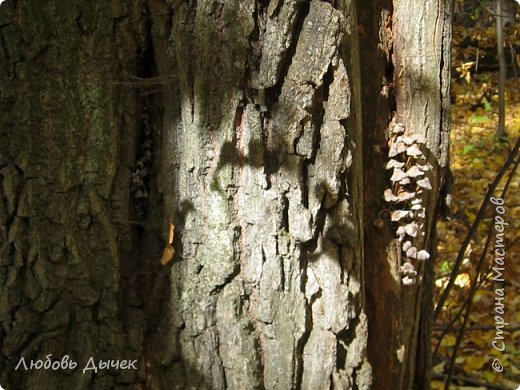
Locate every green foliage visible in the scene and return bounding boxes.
[469,114,489,124]
[462,143,474,154]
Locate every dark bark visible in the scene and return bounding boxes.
[0,0,450,389]
[0,1,152,388]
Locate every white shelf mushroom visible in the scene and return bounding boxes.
[386,159,405,170]
[396,191,416,201]
[406,144,422,157]
[391,168,407,182]
[406,166,424,178]
[404,222,419,237]
[417,177,432,190]
[417,250,431,261]
[391,210,409,221]
[384,189,400,202]
[406,246,417,258]
[392,123,406,134]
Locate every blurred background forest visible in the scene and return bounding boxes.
[432,0,520,388]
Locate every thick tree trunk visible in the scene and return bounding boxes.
[0,1,450,389]
[358,0,451,388]
[0,1,154,389]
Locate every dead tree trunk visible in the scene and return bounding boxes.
[0,1,451,389]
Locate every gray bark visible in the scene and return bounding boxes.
[155,1,368,388]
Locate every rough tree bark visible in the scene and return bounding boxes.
[0,1,450,389]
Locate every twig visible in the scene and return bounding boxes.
[500,141,520,200]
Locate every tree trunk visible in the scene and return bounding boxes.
[0,1,450,389]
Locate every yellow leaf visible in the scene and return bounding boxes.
[483,371,497,383]
[436,276,449,289]
[464,356,485,371]
[432,362,445,374]
[431,381,445,390]
[469,334,487,348]
[454,273,470,288]
[442,335,457,347]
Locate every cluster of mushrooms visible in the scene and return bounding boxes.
[384,122,431,285]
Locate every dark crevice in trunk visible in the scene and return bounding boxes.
[183,1,198,121]
[219,338,228,390]
[302,198,327,254]
[310,70,331,155]
[279,250,286,292]
[385,63,397,113]
[250,0,268,42]
[294,254,313,390]
[247,0,268,100]
[131,6,159,221]
[351,371,359,390]
[357,1,397,387]
[336,312,361,370]
[292,120,305,155]
[261,113,273,190]
[269,0,284,18]
[300,160,309,208]
[294,325,310,390]
[128,8,171,381]
[211,256,241,294]
[339,117,352,201]
[264,0,311,107]
[252,331,266,389]
[321,63,334,103]
[280,192,290,231]
[299,62,334,178]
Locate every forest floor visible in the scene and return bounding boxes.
[431,22,520,389]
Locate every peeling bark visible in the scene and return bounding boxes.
[153,1,368,388]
